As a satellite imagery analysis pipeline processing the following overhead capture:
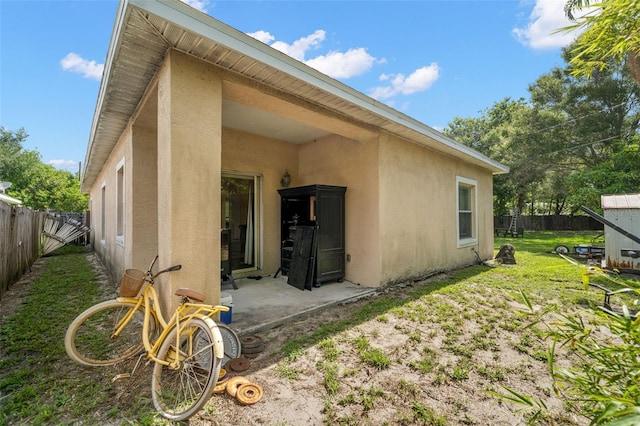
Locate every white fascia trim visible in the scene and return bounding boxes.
[128,0,508,174]
[83,1,130,187]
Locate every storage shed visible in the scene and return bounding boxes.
[602,194,640,271]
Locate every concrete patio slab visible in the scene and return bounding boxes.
[220,275,376,336]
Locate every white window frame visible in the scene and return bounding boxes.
[100,181,106,248]
[456,176,477,247]
[115,158,125,247]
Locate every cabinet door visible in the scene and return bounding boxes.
[316,193,345,282]
[287,225,316,290]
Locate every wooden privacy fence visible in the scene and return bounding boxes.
[494,215,603,231]
[0,203,45,300]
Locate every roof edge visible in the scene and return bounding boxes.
[82,0,508,192]
[128,0,508,174]
[81,0,131,192]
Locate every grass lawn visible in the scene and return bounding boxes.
[0,231,637,425]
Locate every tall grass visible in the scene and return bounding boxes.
[492,232,640,425]
[0,246,156,425]
[2,231,636,425]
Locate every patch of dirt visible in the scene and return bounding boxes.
[2,253,587,425]
[191,283,587,425]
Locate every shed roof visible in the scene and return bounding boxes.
[602,194,640,210]
[81,0,508,192]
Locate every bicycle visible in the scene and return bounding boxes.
[65,256,241,421]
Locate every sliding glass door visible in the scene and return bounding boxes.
[221,173,261,273]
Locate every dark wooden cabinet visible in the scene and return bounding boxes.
[277,184,346,289]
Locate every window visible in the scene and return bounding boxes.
[457,176,476,246]
[100,181,106,247]
[116,159,125,246]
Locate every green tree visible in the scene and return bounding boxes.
[0,127,40,192]
[564,0,640,82]
[446,47,640,215]
[565,136,640,211]
[528,52,640,212]
[0,127,88,211]
[530,52,640,168]
[446,97,568,215]
[445,98,528,215]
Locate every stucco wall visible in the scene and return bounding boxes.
[87,99,162,285]
[378,134,494,284]
[221,127,299,275]
[156,50,222,311]
[129,123,159,271]
[298,134,381,287]
[88,127,129,281]
[88,49,498,298]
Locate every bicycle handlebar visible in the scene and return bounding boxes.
[147,255,159,273]
[155,264,181,277]
[149,260,182,280]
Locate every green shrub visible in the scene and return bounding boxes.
[494,286,640,425]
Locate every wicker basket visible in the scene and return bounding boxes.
[119,269,145,297]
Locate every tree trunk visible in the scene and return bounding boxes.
[629,51,640,84]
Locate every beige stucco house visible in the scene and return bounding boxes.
[81,0,508,312]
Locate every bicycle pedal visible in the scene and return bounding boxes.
[112,373,131,383]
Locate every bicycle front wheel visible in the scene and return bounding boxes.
[151,318,222,421]
[65,300,157,367]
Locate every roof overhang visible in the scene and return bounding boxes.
[0,193,23,205]
[81,0,508,192]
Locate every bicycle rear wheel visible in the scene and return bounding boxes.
[151,317,222,421]
[65,300,157,367]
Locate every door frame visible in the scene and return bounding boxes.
[221,171,263,276]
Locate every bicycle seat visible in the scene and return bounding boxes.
[175,288,206,302]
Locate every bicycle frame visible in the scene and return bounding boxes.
[65,255,230,421]
[111,258,227,368]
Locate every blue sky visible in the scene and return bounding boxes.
[1,0,583,173]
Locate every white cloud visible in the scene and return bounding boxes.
[369,63,440,100]
[305,48,375,79]
[247,29,376,79]
[180,0,209,13]
[247,30,275,45]
[48,159,78,172]
[60,53,103,80]
[513,0,584,50]
[270,30,326,62]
